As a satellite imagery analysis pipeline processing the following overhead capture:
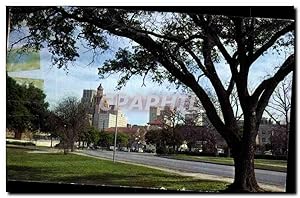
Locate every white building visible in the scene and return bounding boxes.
[93,111,128,130]
[81,83,128,130]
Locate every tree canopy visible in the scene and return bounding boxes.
[6,75,49,138]
[53,96,89,153]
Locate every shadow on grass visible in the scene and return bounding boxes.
[7,165,45,181]
[7,164,226,192]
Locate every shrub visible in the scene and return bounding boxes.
[156,146,168,155]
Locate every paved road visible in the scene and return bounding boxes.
[81,149,286,188]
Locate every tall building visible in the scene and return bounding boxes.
[149,106,161,123]
[81,83,128,130]
[81,89,96,104]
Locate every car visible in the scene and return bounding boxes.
[264,150,273,155]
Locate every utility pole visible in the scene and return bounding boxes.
[113,94,119,162]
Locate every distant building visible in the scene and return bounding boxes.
[185,110,204,126]
[149,106,161,123]
[81,83,128,130]
[148,105,174,127]
[238,118,274,147]
[81,89,96,104]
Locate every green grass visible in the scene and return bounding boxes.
[168,154,287,172]
[6,148,228,192]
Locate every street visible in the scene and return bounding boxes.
[81,149,286,188]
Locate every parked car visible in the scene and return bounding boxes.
[264,150,273,155]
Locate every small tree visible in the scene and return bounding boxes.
[270,125,288,155]
[42,110,60,148]
[117,132,129,149]
[98,131,114,149]
[54,96,89,153]
[160,107,185,152]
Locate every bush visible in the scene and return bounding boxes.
[6,141,36,147]
[156,146,168,155]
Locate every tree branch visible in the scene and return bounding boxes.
[226,77,235,95]
[249,22,294,65]
[255,54,294,120]
[252,54,294,101]
[264,109,282,126]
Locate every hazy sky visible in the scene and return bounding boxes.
[7,16,293,125]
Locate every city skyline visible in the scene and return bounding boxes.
[7,26,292,125]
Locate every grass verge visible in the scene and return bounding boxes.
[7,147,229,192]
[166,154,287,172]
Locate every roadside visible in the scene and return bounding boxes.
[6,145,286,192]
[159,154,287,172]
[6,147,228,192]
[74,150,285,192]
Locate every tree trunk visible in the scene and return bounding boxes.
[227,117,264,192]
[228,150,262,192]
[70,140,74,152]
[14,130,22,140]
[63,140,68,155]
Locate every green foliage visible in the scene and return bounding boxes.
[145,129,183,153]
[97,131,129,149]
[6,75,49,136]
[98,131,114,148]
[116,132,129,147]
[79,126,100,148]
[145,130,161,146]
[53,96,90,151]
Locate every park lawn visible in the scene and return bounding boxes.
[6,148,228,192]
[169,154,287,172]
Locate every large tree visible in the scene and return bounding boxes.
[6,75,49,139]
[8,7,294,192]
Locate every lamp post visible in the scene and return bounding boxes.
[113,94,119,162]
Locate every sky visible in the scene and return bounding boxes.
[7,32,181,125]
[6,13,294,126]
